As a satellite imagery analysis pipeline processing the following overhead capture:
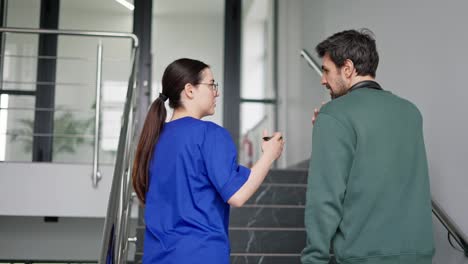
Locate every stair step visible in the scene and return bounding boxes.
[231,255,301,264]
[134,230,306,258]
[135,253,303,264]
[230,207,304,228]
[263,169,307,184]
[246,184,306,206]
[229,230,305,254]
[134,254,336,264]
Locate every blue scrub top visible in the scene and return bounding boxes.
[143,116,250,264]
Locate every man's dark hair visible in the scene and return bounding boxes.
[316,29,379,78]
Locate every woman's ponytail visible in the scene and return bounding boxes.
[132,97,167,205]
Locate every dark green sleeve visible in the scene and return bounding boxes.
[301,113,355,264]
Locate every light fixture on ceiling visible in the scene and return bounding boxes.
[115,0,134,11]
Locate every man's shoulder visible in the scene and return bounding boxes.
[319,90,424,128]
[324,90,420,113]
[379,91,423,120]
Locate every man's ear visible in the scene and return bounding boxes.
[343,59,355,78]
[183,83,195,99]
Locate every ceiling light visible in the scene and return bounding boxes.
[115,0,134,11]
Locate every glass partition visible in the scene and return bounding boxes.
[239,0,277,167]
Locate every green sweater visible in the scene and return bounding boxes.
[301,88,434,264]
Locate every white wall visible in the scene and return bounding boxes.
[0,216,137,261]
[0,162,113,217]
[279,0,468,262]
[151,11,225,125]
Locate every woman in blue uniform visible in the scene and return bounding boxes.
[132,58,284,264]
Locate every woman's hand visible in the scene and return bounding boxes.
[261,130,284,161]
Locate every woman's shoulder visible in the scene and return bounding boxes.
[201,122,236,148]
[203,120,224,130]
[203,120,230,135]
[165,117,229,138]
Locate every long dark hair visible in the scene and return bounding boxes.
[132,58,209,204]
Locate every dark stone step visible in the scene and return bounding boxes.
[135,254,336,264]
[246,185,306,206]
[230,255,301,264]
[263,169,308,184]
[134,229,307,254]
[231,255,337,264]
[230,230,306,254]
[230,207,304,228]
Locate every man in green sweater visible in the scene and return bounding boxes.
[301,29,434,264]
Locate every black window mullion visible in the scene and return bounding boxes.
[0,0,7,91]
[133,0,152,135]
[32,0,59,162]
[223,0,242,149]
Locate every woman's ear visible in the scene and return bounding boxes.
[183,83,195,99]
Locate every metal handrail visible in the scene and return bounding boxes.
[0,53,132,62]
[92,42,103,188]
[300,49,322,77]
[432,199,468,256]
[98,46,139,264]
[0,106,123,113]
[0,27,138,47]
[0,259,97,264]
[1,80,93,86]
[300,48,468,257]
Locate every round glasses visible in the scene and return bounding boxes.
[198,82,219,94]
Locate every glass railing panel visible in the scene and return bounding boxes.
[0,99,34,162]
[0,105,122,165]
[1,36,133,166]
[1,53,39,87]
[239,102,275,167]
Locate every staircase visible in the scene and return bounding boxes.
[229,169,307,264]
[133,169,309,264]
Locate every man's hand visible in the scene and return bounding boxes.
[312,102,326,125]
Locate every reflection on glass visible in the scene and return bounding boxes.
[239,102,275,167]
[2,40,39,88]
[1,134,33,162]
[2,106,35,161]
[0,106,119,164]
[0,95,9,161]
[241,0,275,100]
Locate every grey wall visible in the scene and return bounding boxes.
[277,0,329,168]
[278,0,468,262]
